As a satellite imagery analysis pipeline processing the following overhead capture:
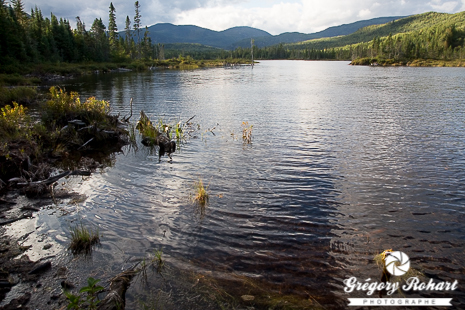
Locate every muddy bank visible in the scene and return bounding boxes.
[0,191,79,310]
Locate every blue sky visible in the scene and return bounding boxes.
[20,0,465,35]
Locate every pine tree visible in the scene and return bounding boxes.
[124,15,131,54]
[133,1,141,58]
[90,18,109,61]
[108,2,118,52]
[11,0,25,26]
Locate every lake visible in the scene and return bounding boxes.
[22,61,465,308]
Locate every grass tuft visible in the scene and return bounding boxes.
[68,223,100,255]
[241,121,253,144]
[193,179,209,205]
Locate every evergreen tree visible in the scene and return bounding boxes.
[108,2,118,52]
[124,15,131,54]
[133,1,141,58]
[90,18,109,61]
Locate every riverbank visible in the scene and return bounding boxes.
[0,87,132,308]
[350,57,465,67]
[0,58,252,87]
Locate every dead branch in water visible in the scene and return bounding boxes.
[122,98,133,123]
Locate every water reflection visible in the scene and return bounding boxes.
[58,61,465,308]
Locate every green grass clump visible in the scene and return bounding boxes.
[68,223,100,255]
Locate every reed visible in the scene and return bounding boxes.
[193,179,209,205]
[241,121,253,144]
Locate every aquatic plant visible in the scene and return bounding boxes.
[193,179,209,205]
[136,111,160,144]
[64,277,104,310]
[241,121,253,144]
[152,249,165,274]
[68,223,100,255]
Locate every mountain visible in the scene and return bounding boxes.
[231,16,406,48]
[142,17,406,50]
[144,23,271,49]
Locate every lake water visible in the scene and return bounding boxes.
[33,61,465,308]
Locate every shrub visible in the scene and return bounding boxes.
[0,86,38,106]
[42,87,110,127]
[0,102,30,138]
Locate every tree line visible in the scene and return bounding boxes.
[0,0,166,71]
[229,22,465,62]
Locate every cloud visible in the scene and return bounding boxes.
[427,0,461,12]
[358,9,372,18]
[21,0,465,35]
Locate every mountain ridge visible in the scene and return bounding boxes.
[142,16,407,50]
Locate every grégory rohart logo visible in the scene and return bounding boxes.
[344,249,458,307]
[384,251,410,276]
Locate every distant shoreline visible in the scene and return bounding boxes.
[350,58,465,67]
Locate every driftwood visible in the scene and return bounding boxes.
[28,261,52,275]
[0,214,30,226]
[136,111,176,159]
[78,138,94,150]
[185,115,196,124]
[16,170,91,187]
[97,268,138,310]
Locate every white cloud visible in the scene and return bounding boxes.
[358,9,372,18]
[427,0,460,12]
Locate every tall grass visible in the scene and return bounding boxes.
[68,223,100,255]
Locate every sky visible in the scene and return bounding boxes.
[19,0,465,35]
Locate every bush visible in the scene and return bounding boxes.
[0,102,30,138]
[0,86,38,106]
[42,87,110,127]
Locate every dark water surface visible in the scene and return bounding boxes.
[38,61,465,307]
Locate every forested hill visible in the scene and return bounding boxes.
[144,24,272,49]
[231,16,406,48]
[237,10,465,64]
[286,11,465,50]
